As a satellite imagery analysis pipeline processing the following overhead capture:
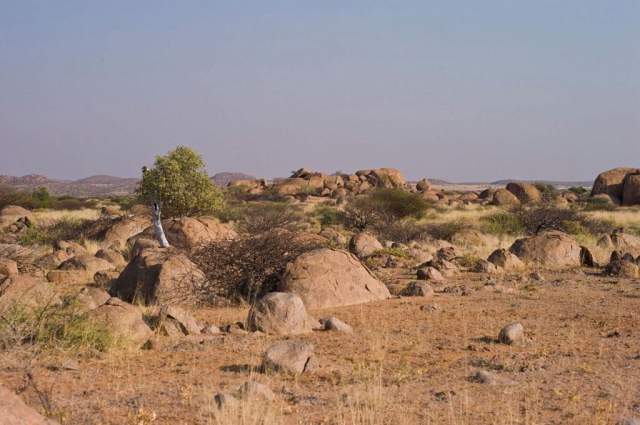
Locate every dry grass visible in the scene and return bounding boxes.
[583,208,640,230]
[32,208,101,226]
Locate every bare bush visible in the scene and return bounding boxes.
[189,231,326,304]
[236,202,303,234]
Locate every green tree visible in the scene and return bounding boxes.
[31,187,51,208]
[137,146,223,218]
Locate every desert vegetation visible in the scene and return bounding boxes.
[1,151,640,424]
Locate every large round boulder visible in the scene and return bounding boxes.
[509,231,582,267]
[506,182,542,204]
[87,297,153,347]
[101,216,151,249]
[109,248,206,305]
[247,292,314,335]
[591,167,640,204]
[147,217,237,250]
[279,249,390,310]
[622,174,640,206]
[492,189,520,207]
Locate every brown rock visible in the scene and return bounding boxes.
[592,167,640,204]
[261,340,315,374]
[88,297,153,347]
[492,189,520,206]
[506,182,541,204]
[279,248,390,309]
[109,248,206,305]
[0,383,59,424]
[509,231,582,268]
[622,174,640,206]
[247,292,313,335]
[349,232,383,258]
[487,249,525,271]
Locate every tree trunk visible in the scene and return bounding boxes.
[152,201,170,248]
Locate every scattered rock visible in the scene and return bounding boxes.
[320,316,353,333]
[488,249,524,271]
[261,341,315,374]
[498,322,524,345]
[349,232,383,258]
[159,305,202,336]
[472,370,516,386]
[95,248,127,270]
[416,267,444,282]
[247,292,313,335]
[74,286,111,313]
[402,281,435,298]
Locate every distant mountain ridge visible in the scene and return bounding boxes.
[0,174,139,197]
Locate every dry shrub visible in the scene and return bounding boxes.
[343,189,431,231]
[189,230,326,304]
[236,202,303,234]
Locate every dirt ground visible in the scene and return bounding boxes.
[2,268,639,425]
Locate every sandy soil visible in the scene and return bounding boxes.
[2,268,639,425]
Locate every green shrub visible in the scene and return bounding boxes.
[534,182,558,203]
[583,197,617,211]
[481,212,524,235]
[342,189,431,231]
[137,146,224,217]
[19,218,95,245]
[314,205,343,226]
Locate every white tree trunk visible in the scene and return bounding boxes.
[152,201,170,248]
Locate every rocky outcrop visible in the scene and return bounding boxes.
[492,189,520,207]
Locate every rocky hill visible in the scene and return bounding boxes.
[0,174,139,197]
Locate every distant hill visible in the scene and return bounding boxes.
[490,179,592,188]
[0,174,139,197]
[211,172,257,187]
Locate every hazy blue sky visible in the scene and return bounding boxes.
[1,1,638,181]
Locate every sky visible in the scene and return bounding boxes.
[0,1,638,182]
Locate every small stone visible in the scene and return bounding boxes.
[320,317,353,333]
[472,370,516,386]
[416,267,444,282]
[529,271,545,282]
[261,341,315,374]
[498,322,524,345]
[201,324,221,335]
[420,304,440,312]
[236,381,275,401]
[402,281,435,298]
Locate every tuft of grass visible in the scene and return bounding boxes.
[0,300,115,354]
[19,217,95,246]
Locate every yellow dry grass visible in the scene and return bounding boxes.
[33,208,101,226]
[583,208,640,228]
